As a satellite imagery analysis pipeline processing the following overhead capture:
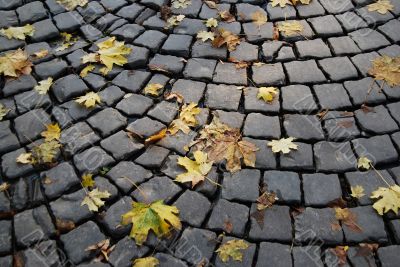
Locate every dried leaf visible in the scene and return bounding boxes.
[31,49,49,59]
[268,137,298,154]
[34,78,53,95]
[197,30,215,42]
[277,21,304,36]
[133,257,159,267]
[251,11,267,26]
[205,18,218,28]
[257,87,278,103]
[121,200,182,245]
[368,0,394,14]
[335,208,362,232]
[55,32,78,52]
[0,103,10,121]
[212,29,241,52]
[0,24,35,40]
[166,15,185,28]
[145,128,167,145]
[257,191,277,211]
[0,182,10,192]
[81,188,111,212]
[41,123,61,142]
[31,140,61,164]
[357,156,372,170]
[165,92,184,103]
[172,0,191,9]
[204,0,218,9]
[75,92,101,108]
[144,83,164,96]
[351,185,366,199]
[216,239,249,263]
[368,55,400,87]
[219,10,236,22]
[82,173,95,188]
[80,64,95,78]
[16,153,34,164]
[331,246,349,267]
[86,239,114,262]
[371,185,400,215]
[57,0,88,10]
[168,102,201,135]
[0,49,32,78]
[175,151,213,187]
[271,0,293,7]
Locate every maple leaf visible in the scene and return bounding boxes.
[197,30,215,42]
[166,15,185,28]
[351,185,366,199]
[41,123,61,142]
[257,191,277,211]
[82,37,132,75]
[191,117,259,172]
[57,0,88,10]
[205,18,218,28]
[357,156,372,170]
[371,185,400,215]
[335,208,362,232]
[0,103,10,121]
[271,0,293,7]
[79,64,95,78]
[34,78,53,95]
[257,87,278,103]
[133,257,159,267]
[212,29,241,52]
[216,239,249,263]
[82,173,95,188]
[75,92,101,108]
[0,24,35,40]
[251,11,268,27]
[277,21,304,36]
[16,153,34,164]
[176,151,213,188]
[268,137,298,154]
[219,11,236,22]
[81,188,110,212]
[144,83,164,96]
[368,0,394,14]
[55,32,78,52]
[368,55,400,87]
[31,140,61,164]
[168,102,201,135]
[0,49,33,78]
[121,200,182,245]
[172,0,192,9]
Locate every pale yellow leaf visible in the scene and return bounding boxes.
[0,24,35,40]
[371,185,400,215]
[144,83,164,96]
[75,92,101,108]
[34,78,53,95]
[197,30,215,42]
[81,188,111,212]
[216,239,249,263]
[368,0,394,14]
[0,103,10,121]
[268,137,298,154]
[351,185,366,199]
[79,64,95,78]
[357,156,372,170]
[205,18,218,28]
[41,123,61,141]
[277,21,304,36]
[257,87,278,103]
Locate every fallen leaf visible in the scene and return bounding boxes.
[356,243,378,257]
[351,185,366,199]
[55,32,78,52]
[368,55,400,87]
[145,128,167,145]
[251,11,267,26]
[268,137,298,154]
[277,21,304,36]
[216,239,249,263]
[0,49,32,78]
[175,151,213,188]
[121,200,182,245]
[367,0,394,14]
[336,120,353,128]
[168,102,201,135]
[165,92,184,103]
[335,208,362,232]
[331,246,348,267]
[41,123,61,142]
[31,49,49,59]
[257,191,277,211]
[144,83,164,96]
[16,153,34,164]
[0,182,10,192]
[56,0,88,10]
[81,188,111,212]
[371,185,400,215]
[172,0,191,9]
[56,218,75,232]
[257,87,278,103]
[80,64,95,78]
[82,173,95,188]
[86,239,114,262]
[133,257,159,267]
[223,220,233,233]
[219,11,236,22]
[205,18,218,28]
[82,37,132,75]
[75,92,101,108]
[34,78,53,95]
[357,156,372,170]
[0,24,35,40]
[204,0,217,9]
[271,0,293,7]
[31,140,61,164]
[212,29,241,52]
[0,103,10,121]
[197,30,215,42]
[166,15,185,28]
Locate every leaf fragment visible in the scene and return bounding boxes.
[82,173,95,188]
[277,21,304,36]
[166,15,185,28]
[334,208,362,232]
[79,64,95,78]
[172,0,192,9]
[81,188,111,212]
[216,239,249,263]
[371,185,400,215]
[57,0,88,10]
[16,153,34,164]
[175,151,213,187]
[34,78,53,95]
[0,103,10,121]
[75,92,101,108]
[168,102,201,135]
[267,137,298,154]
[257,191,277,211]
[205,18,218,28]
[212,29,241,52]
[368,55,400,87]
[133,257,159,267]
[0,24,35,40]
[121,200,182,245]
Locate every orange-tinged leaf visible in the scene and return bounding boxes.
[41,123,61,141]
[0,49,32,78]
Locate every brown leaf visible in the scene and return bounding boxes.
[257,191,277,211]
[204,0,218,9]
[273,26,280,40]
[165,92,184,103]
[316,109,329,120]
[223,220,233,233]
[331,246,348,267]
[56,218,75,233]
[336,120,353,128]
[361,104,375,113]
[145,128,167,145]
[335,208,362,233]
[85,239,114,262]
[219,10,236,22]
[250,210,265,228]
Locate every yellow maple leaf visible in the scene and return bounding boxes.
[82,173,95,188]
[371,185,400,215]
[41,123,61,141]
[133,257,159,267]
[16,152,34,164]
[0,103,10,121]
[81,188,111,212]
[121,200,182,245]
[31,49,49,59]
[75,92,101,108]
[176,151,213,188]
[257,87,278,103]
[0,49,32,78]
[351,185,366,199]
[57,0,88,10]
[168,103,201,135]
[277,21,304,36]
[197,30,215,42]
[165,15,185,29]
[144,83,164,96]
[251,11,268,27]
[268,137,298,154]
[172,0,192,9]
[79,64,95,78]
[55,32,78,52]
[368,55,400,87]
[205,18,218,28]
[31,140,61,164]
[216,239,249,263]
[34,78,53,95]
[357,156,372,170]
[271,0,293,7]
[0,24,35,40]
[368,0,394,14]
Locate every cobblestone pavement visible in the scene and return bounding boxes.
[0,0,400,266]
